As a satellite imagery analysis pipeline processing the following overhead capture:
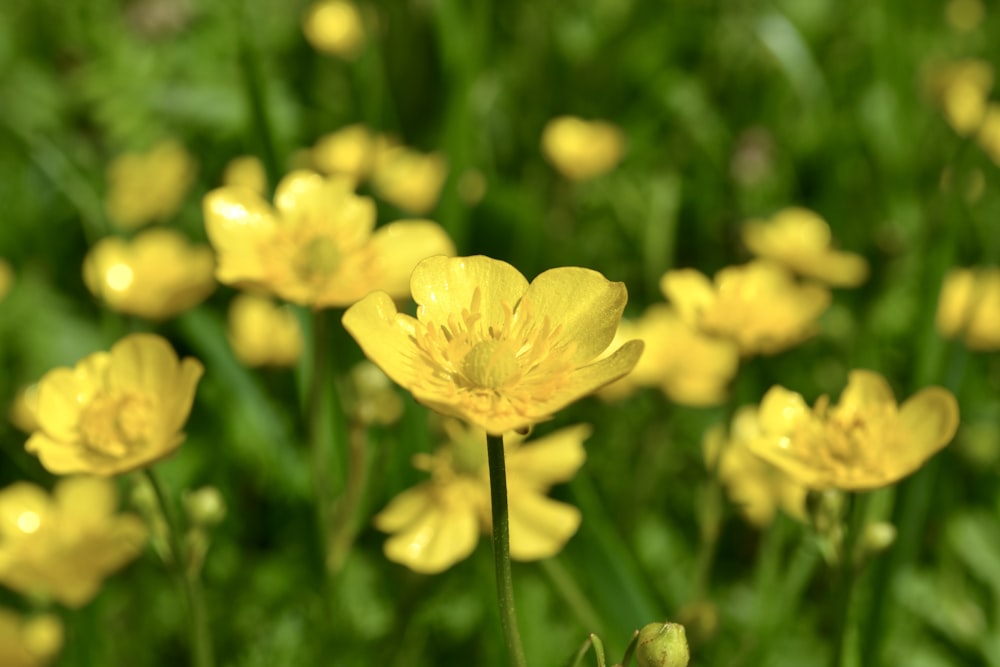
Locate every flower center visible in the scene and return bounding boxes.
[297,236,343,282]
[462,340,520,389]
[78,393,156,458]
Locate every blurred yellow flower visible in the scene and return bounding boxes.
[599,305,739,406]
[105,140,196,230]
[83,228,216,320]
[348,361,404,426]
[343,255,644,434]
[936,267,1000,350]
[977,103,1000,166]
[945,0,985,32]
[25,334,203,476]
[222,155,268,196]
[749,370,959,491]
[742,207,869,287]
[703,406,807,527]
[0,258,12,301]
[313,124,375,185]
[660,261,831,357]
[0,609,63,667]
[374,420,589,573]
[204,170,455,307]
[9,384,40,433]
[303,0,366,59]
[227,293,303,367]
[923,59,993,136]
[0,477,147,607]
[541,116,625,181]
[370,144,448,215]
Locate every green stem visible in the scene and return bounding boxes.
[540,557,606,637]
[830,492,868,667]
[144,469,215,667]
[327,420,370,573]
[486,432,527,667]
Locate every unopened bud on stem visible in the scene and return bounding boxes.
[636,622,690,667]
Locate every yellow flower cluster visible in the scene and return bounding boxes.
[105,140,196,230]
[937,267,1000,350]
[0,608,62,667]
[923,59,1000,165]
[375,421,589,573]
[749,370,959,491]
[541,116,625,181]
[227,293,303,367]
[25,334,203,476]
[0,477,147,607]
[83,228,216,320]
[204,170,454,308]
[343,255,644,434]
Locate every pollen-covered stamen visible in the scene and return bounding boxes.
[78,393,157,459]
[462,340,520,389]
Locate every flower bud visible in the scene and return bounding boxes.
[635,622,690,667]
[184,487,227,527]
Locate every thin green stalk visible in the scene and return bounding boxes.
[567,634,606,667]
[144,469,215,667]
[486,432,527,667]
[540,557,606,637]
[830,492,869,667]
[327,420,371,573]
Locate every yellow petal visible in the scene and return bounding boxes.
[54,477,117,524]
[342,291,420,390]
[837,370,895,415]
[203,187,275,285]
[0,482,50,537]
[659,269,716,326]
[535,340,644,417]
[410,255,529,326]
[757,385,812,435]
[506,424,590,488]
[33,367,87,442]
[24,433,93,475]
[366,220,456,299]
[508,488,581,560]
[108,334,182,397]
[518,267,628,363]
[898,387,960,468]
[373,483,435,532]
[163,358,206,435]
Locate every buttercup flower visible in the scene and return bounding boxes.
[600,305,739,406]
[204,170,455,307]
[343,255,644,434]
[977,103,1000,166]
[0,258,12,301]
[0,609,63,667]
[661,261,831,357]
[749,370,959,491]
[541,116,625,181]
[703,406,807,527]
[374,420,589,573]
[370,144,448,215]
[105,140,197,230]
[923,59,993,136]
[83,228,216,320]
[742,207,869,287]
[303,0,366,59]
[222,155,268,196]
[227,293,303,367]
[0,477,147,607]
[313,124,376,185]
[9,384,40,433]
[25,333,203,476]
[936,267,1000,350]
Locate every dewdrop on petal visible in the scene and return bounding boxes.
[303,0,366,59]
[636,622,690,667]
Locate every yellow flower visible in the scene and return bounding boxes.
[599,305,739,406]
[923,59,993,136]
[0,477,148,607]
[977,103,1000,166]
[227,293,303,367]
[105,140,196,230]
[204,170,455,307]
[0,258,12,302]
[374,421,589,573]
[749,370,960,491]
[303,0,366,59]
[703,406,807,527]
[541,116,625,181]
[83,229,216,320]
[742,207,869,287]
[370,144,448,215]
[661,261,831,357]
[9,384,40,434]
[946,0,985,31]
[936,267,1000,350]
[0,609,63,667]
[222,155,268,196]
[343,255,644,434]
[25,334,203,476]
[313,124,375,185]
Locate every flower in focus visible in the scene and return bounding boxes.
[599,305,739,406]
[343,255,644,434]
[25,333,203,476]
[313,124,376,185]
[0,258,12,302]
[227,293,303,367]
[742,207,869,287]
[0,477,147,607]
[923,59,993,136]
[370,144,448,215]
[936,267,1000,350]
[222,155,268,196]
[204,170,455,307]
[374,420,589,573]
[703,406,807,527]
[541,116,625,181]
[8,384,40,433]
[83,229,216,320]
[749,370,960,491]
[105,140,197,230]
[303,0,366,59]
[661,261,831,357]
[0,609,63,667]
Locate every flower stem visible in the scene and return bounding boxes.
[829,492,868,667]
[144,468,215,667]
[486,432,527,667]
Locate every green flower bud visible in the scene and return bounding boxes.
[184,486,227,527]
[636,622,690,667]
